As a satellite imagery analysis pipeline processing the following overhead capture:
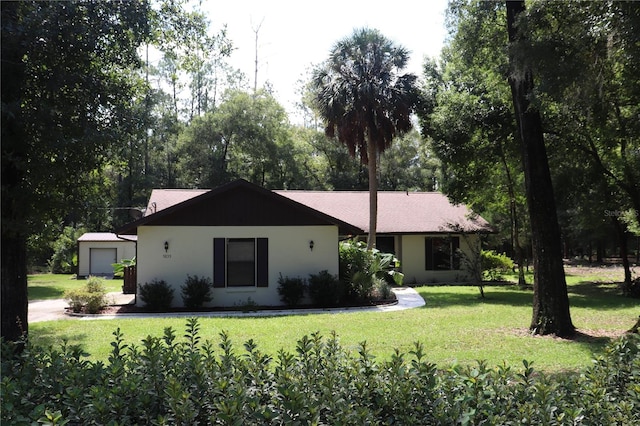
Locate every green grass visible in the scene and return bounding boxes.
[29,273,639,372]
[28,274,123,300]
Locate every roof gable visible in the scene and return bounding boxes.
[116,180,363,235]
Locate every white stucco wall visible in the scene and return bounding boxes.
[136,225,339,307]
[399,234,480,285]
[78,240,137,277]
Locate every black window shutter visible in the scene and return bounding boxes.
[452,237,460,270]
[213,238,226,288]
[425,238,433,270]
[256,238,268,287]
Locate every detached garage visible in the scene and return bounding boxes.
[77,233,136,278]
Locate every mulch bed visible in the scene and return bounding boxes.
[69,296,399,316]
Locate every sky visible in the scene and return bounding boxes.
[202,0,450,120]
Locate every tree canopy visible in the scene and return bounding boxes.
[419,0,640,334]
[1,1,151,341]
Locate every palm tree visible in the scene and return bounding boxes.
[312,28,419,249]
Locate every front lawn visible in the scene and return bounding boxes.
[28,268,639,372]
[28,274,123,300]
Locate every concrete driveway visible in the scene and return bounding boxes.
[29,288,425,322]
[29,292,135,323]
[29,298,70,322]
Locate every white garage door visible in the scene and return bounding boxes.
[90,248,117,276]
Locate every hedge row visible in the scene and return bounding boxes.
[2,320,639,425]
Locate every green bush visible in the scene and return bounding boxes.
[180,275,212,309]
[308,270,342,307]
[2,320,639,425]
[84,294,104,314]
[339,240,403,303]
[139,279,174,311]
[63,276,107,314]
[277,274,306,306]
[48,226,85,274]
[112,256,136,278]
[481,250,515,281]
[64,288,88,313]
[339,240,374,302]
[372,277,393,301]
[85,277,108,314]
[85,276,106,293]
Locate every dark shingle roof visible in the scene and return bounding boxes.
[144,189,208,216]
[275,190,493,234]
[131,182,492,234]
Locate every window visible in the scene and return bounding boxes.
[227,239,255,286]
[376,236,395,254]
[425,236,460,270]
[213,238,268,287]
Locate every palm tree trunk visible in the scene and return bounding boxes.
[367,133,378,250]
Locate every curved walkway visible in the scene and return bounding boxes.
[29,287,425,323]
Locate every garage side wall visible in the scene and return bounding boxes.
[136,225,339,308]
[78,241,136,277]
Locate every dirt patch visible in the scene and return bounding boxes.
[564,264,637,283]
[507,327,626,342]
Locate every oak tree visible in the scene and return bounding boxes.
[1,1,149,342]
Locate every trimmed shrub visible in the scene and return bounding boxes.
[180,275,212,309]
[481,250,515,281]
[85,292,107,314]
[139,279,174,311]
[63,276,107,314]
[308,270,342,307]
[277,274,306,306]
[64,288,88,313]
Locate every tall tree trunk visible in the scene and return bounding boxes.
[1,1,29,343]
[612,217,632,295]
[367,132,378,250]
[597,240,605,263]
[506,0,574,337]
[499,141,527,287]
[144,43,150,176]
[1,234,28,343]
